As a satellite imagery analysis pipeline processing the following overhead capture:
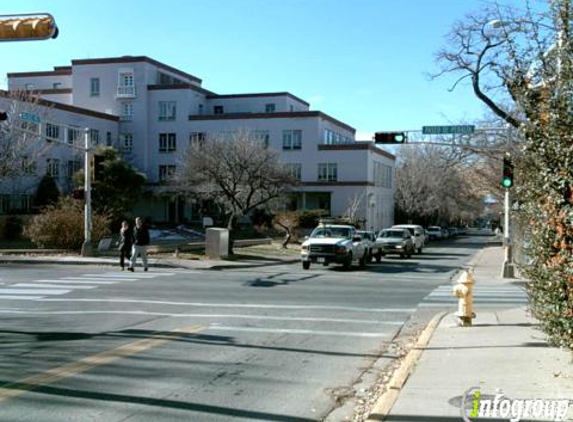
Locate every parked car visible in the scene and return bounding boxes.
[358,230,385,262]
[426,226,443,240]
[447,227,459,237]
[391,224,426,254]
[376,228,415,258]
[301,224,368,270]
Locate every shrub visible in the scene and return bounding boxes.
[34,175,60,210]
[24,196,111,249]
[0,215,23,240]
[299,209,330,228]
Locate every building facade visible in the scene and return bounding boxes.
[2,56,395,230]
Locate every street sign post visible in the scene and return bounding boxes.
[422,125,475,135]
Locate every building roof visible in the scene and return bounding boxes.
[0,90,119,122]
[71,56,202,84]
[189,111,355,133]
[206,92,310,107]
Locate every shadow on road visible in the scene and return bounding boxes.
[0,380,318,422]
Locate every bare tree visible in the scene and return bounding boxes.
[395,145,483,224]
[176,130,298,230]
[272,211,300,248]
[342,190,366,225]
[431,1,557,128]
[0,90,48,179]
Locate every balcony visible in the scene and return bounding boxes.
[116,85,137,98]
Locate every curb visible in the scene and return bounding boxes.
[0,256,300,270]
[365,311,447,422]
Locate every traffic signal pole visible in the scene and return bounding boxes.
[81,128,93,257]
[502,187,515,278]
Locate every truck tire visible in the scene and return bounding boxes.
[302,261,310,270]
[343,252,352,270]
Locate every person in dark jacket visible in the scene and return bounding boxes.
[117,220,133,271]
[128,217,150,272]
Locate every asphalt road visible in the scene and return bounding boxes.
[0,233,513,422]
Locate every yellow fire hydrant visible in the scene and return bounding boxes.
[452,269,476,326]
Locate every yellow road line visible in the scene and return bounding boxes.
[0,324,205,403]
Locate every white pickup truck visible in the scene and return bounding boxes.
[301,224,368,270]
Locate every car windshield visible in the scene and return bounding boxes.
[311,227,351,239]
[379,230,404,238]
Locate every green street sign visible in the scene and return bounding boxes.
[19,111,41,123]
[422,125,475,135]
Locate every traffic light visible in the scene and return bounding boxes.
[374,131,407,144]
[502,157,514,188]
[92,154,105,181]
[0,14,58,42]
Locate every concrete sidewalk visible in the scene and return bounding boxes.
[0,252,299,270]
[372,247,573,422]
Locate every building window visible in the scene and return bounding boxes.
[285,163,302,181]
[213,105,224,115]
[190,132,206,147]
[159,101,177,121]
[90,78,100,96]
[265,103,276,113]
[198,104,204,115]
[323,129,353,145]
[46,158,60,178]
[119,72,134,87]
[89,129,100,145]
[159,165,176,182]
[159,133,177,153]
[373,162,393,188]
[318,163,337,182]
[253,130,270,148]
[289,105,295,112]
[120,102,133,121]
[25,83,34,91]
[53,82,62,89]
[45,123,60,141]
[67,160,81,180]
[21,156,36,175]
[282,130,302,150]
[120,133,133,152]
[106,131,113,146]
[67,127,80,145]
[117,71,136,97]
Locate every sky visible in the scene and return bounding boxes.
[1,0,527,140]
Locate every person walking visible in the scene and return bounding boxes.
[117,220,133,271]
[128,217,150,272]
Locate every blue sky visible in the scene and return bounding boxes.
[1,0,525,139]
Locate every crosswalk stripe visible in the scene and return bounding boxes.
[0,295,43,300]
[14,283,97,289]
[0,288,71,295]
[34,279,117,285]
[60,277,136,282]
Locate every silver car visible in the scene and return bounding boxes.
[376,229,415,258]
